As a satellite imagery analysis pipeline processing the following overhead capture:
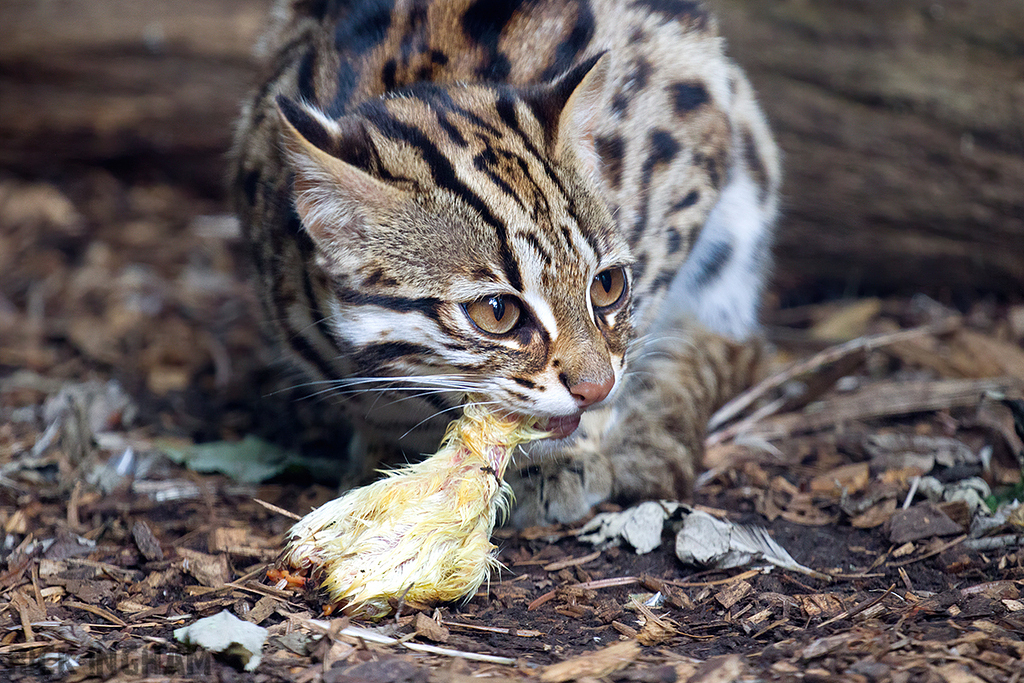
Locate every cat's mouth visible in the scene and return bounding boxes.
[537,414,582,439]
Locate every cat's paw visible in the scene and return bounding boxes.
[505,454,612,528]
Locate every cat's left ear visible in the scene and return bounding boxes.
[524,53,610,174]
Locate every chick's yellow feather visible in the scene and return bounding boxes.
[278,403,543,618]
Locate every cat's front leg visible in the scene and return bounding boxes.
[507,326,764,528]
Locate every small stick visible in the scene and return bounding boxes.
[528,576,639,611]
[708,321,957,435]
[254,497,302,521]
[891,535,967,567]
[819,584,896,628]
[542,551,602,572]
[441,620,543,638]
[301,619,517,665]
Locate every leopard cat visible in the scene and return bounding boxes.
[231,0,780,527]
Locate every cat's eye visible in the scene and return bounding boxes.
[464,295,522,335]
[590,267,627,309]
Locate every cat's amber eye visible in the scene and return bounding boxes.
[464,295,522,335]
[590,267,627,309]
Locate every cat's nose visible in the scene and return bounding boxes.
[569,376,614,408]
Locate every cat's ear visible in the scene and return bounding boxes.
[276,96,407,248]
[525,53,610,172]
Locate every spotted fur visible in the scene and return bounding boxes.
[232,0,780,525]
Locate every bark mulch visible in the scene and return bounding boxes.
[1,176,1023,682]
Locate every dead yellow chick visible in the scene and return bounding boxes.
[275,403,543,618]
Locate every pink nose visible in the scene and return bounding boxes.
[569,376,614,408]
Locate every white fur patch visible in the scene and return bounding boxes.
[658,165,775,341]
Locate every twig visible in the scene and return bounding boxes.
[528,576,639,611]
[542,550,602,572]
[301,619,517,665]
[664,568,761,588]
[254,498,301,521]
[441,620,543,638]
[708,321,958,436]
[819,583,896,628]
[963,534,1024,551]
[891,535,967,568]
[64,600,127,626]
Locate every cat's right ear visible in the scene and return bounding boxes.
[523,53,610,176]
[276,96,406,249]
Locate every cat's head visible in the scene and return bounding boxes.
[277,55,633,434]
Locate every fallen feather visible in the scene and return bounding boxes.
[675,509,829,580]
[173,610,268,672]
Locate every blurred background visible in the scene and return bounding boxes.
[1,0,1023,441]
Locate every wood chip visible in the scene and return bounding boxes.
[887,503,964,544]
[413,612,449,643]
[542,550,601,572]
[689,654,746,683]
[714,580,752,609]
[539,640,640,683]
[179,548,230,587]
[244,595,279,624]
[809,462,870,497]
[132,519,164,562]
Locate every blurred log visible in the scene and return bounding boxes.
[715,0,1024,299]
[0,0,272,194]
[1,0,1022,297]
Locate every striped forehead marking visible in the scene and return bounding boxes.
[520,291,559,343]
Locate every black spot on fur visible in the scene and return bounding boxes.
[648,130,679,165]
[360,342,435,366]
[362,267,398,287]
[631,130,679,244]
[670,189,700,212]
[480,55,512,81]
[294,0,331,20]
[671,81,709,114]
[326,61,359,117]
[691,239,733,288]
[242,170,260,207]
[631,58,653,90]
[695,151,723,190]
[630,0,707,27]
[666,227,682,254]
[462,0,522,81]
[430,50,449,65]
[611,92,629,117]
[595,135,626,189]
[539,2,597,81]
[297,48,318,103]
[494,91,520,131]
[742,126,770,202]
[381,59,398,90]
[512,377,537,388]
[334,0,395,55]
